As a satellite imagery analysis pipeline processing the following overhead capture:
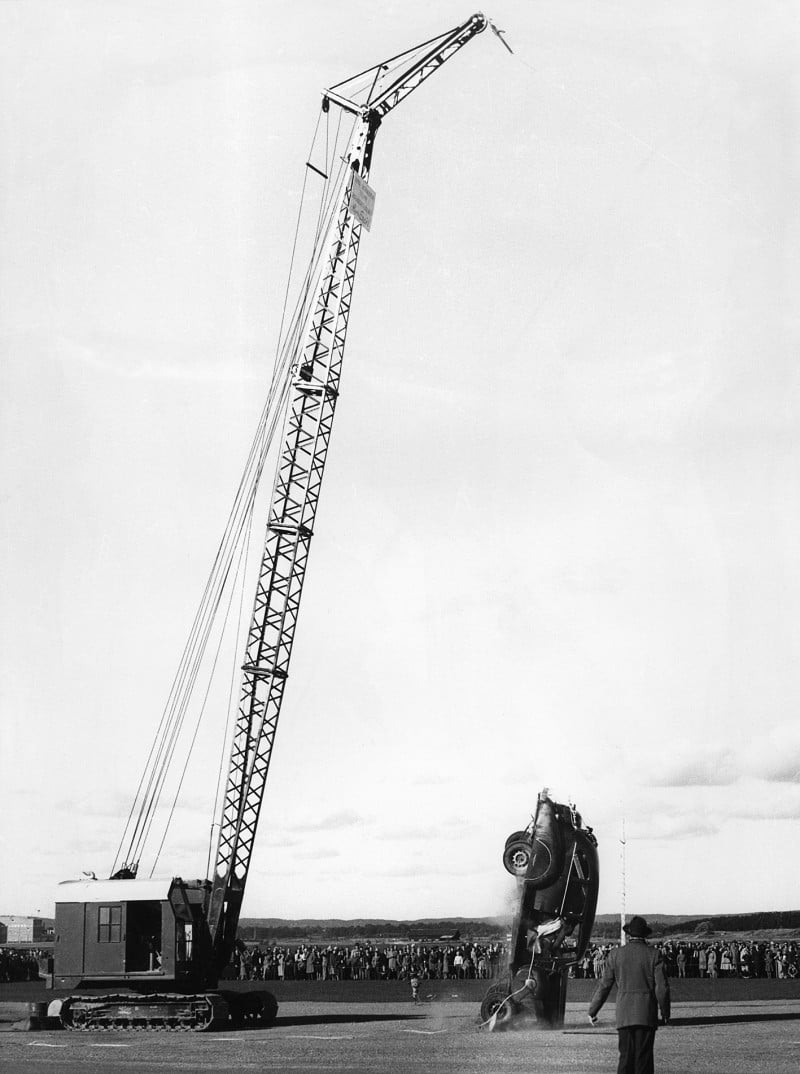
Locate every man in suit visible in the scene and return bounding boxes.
[588,916,671,1074]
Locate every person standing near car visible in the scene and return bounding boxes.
[588,916,671,1074]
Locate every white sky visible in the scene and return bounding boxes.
[1,0,799,922]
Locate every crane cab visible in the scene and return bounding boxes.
[52,877,212,991]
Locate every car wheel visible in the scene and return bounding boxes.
[480,983,516,1026]
[503,839,532,876]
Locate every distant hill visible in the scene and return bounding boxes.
[238,911,800,943]
[238,917,509,942]
[659,911,800,936]
[593,912,800,936]
[593,914,690,927]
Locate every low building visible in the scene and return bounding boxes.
[0,915,52,944]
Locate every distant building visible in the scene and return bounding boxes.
[0,916,52,944]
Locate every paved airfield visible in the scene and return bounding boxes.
[2,999,799,1074]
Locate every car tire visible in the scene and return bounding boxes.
[503,839,532,876]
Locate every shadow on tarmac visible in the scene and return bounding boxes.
[671,1012,800,1027]
[276,1013,425,1028]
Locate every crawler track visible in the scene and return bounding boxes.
[60,991,229,1031]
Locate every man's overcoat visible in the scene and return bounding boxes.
[588,939,671,1028]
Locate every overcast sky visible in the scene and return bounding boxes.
[2,0,799,923]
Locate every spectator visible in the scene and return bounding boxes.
[588,916,671,1074]
[720,948,732,977]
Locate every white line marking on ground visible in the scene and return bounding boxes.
[26,1042,67,1048]
[282,1034,354,1040]
[89,1043,130,1048]
[402,1028,448,1034]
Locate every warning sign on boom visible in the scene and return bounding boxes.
[350,172,376,231]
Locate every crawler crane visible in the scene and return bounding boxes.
[51,13,490,1031]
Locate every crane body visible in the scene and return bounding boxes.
[50,13,489,1031]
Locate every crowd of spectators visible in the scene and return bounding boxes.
[570,939,800,980]
[230,941,507,982]
[3,937,799,985]
[0,948,46,982]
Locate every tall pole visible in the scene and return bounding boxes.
[620,816,627,945]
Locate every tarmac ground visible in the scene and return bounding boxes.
[1,994,799,1074]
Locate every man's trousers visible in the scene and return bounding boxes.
[617,1025,656,1074]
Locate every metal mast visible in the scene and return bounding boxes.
[206,13,488,968]
[620,816,627,945]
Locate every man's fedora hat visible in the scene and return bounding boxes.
[623,916,652,938]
